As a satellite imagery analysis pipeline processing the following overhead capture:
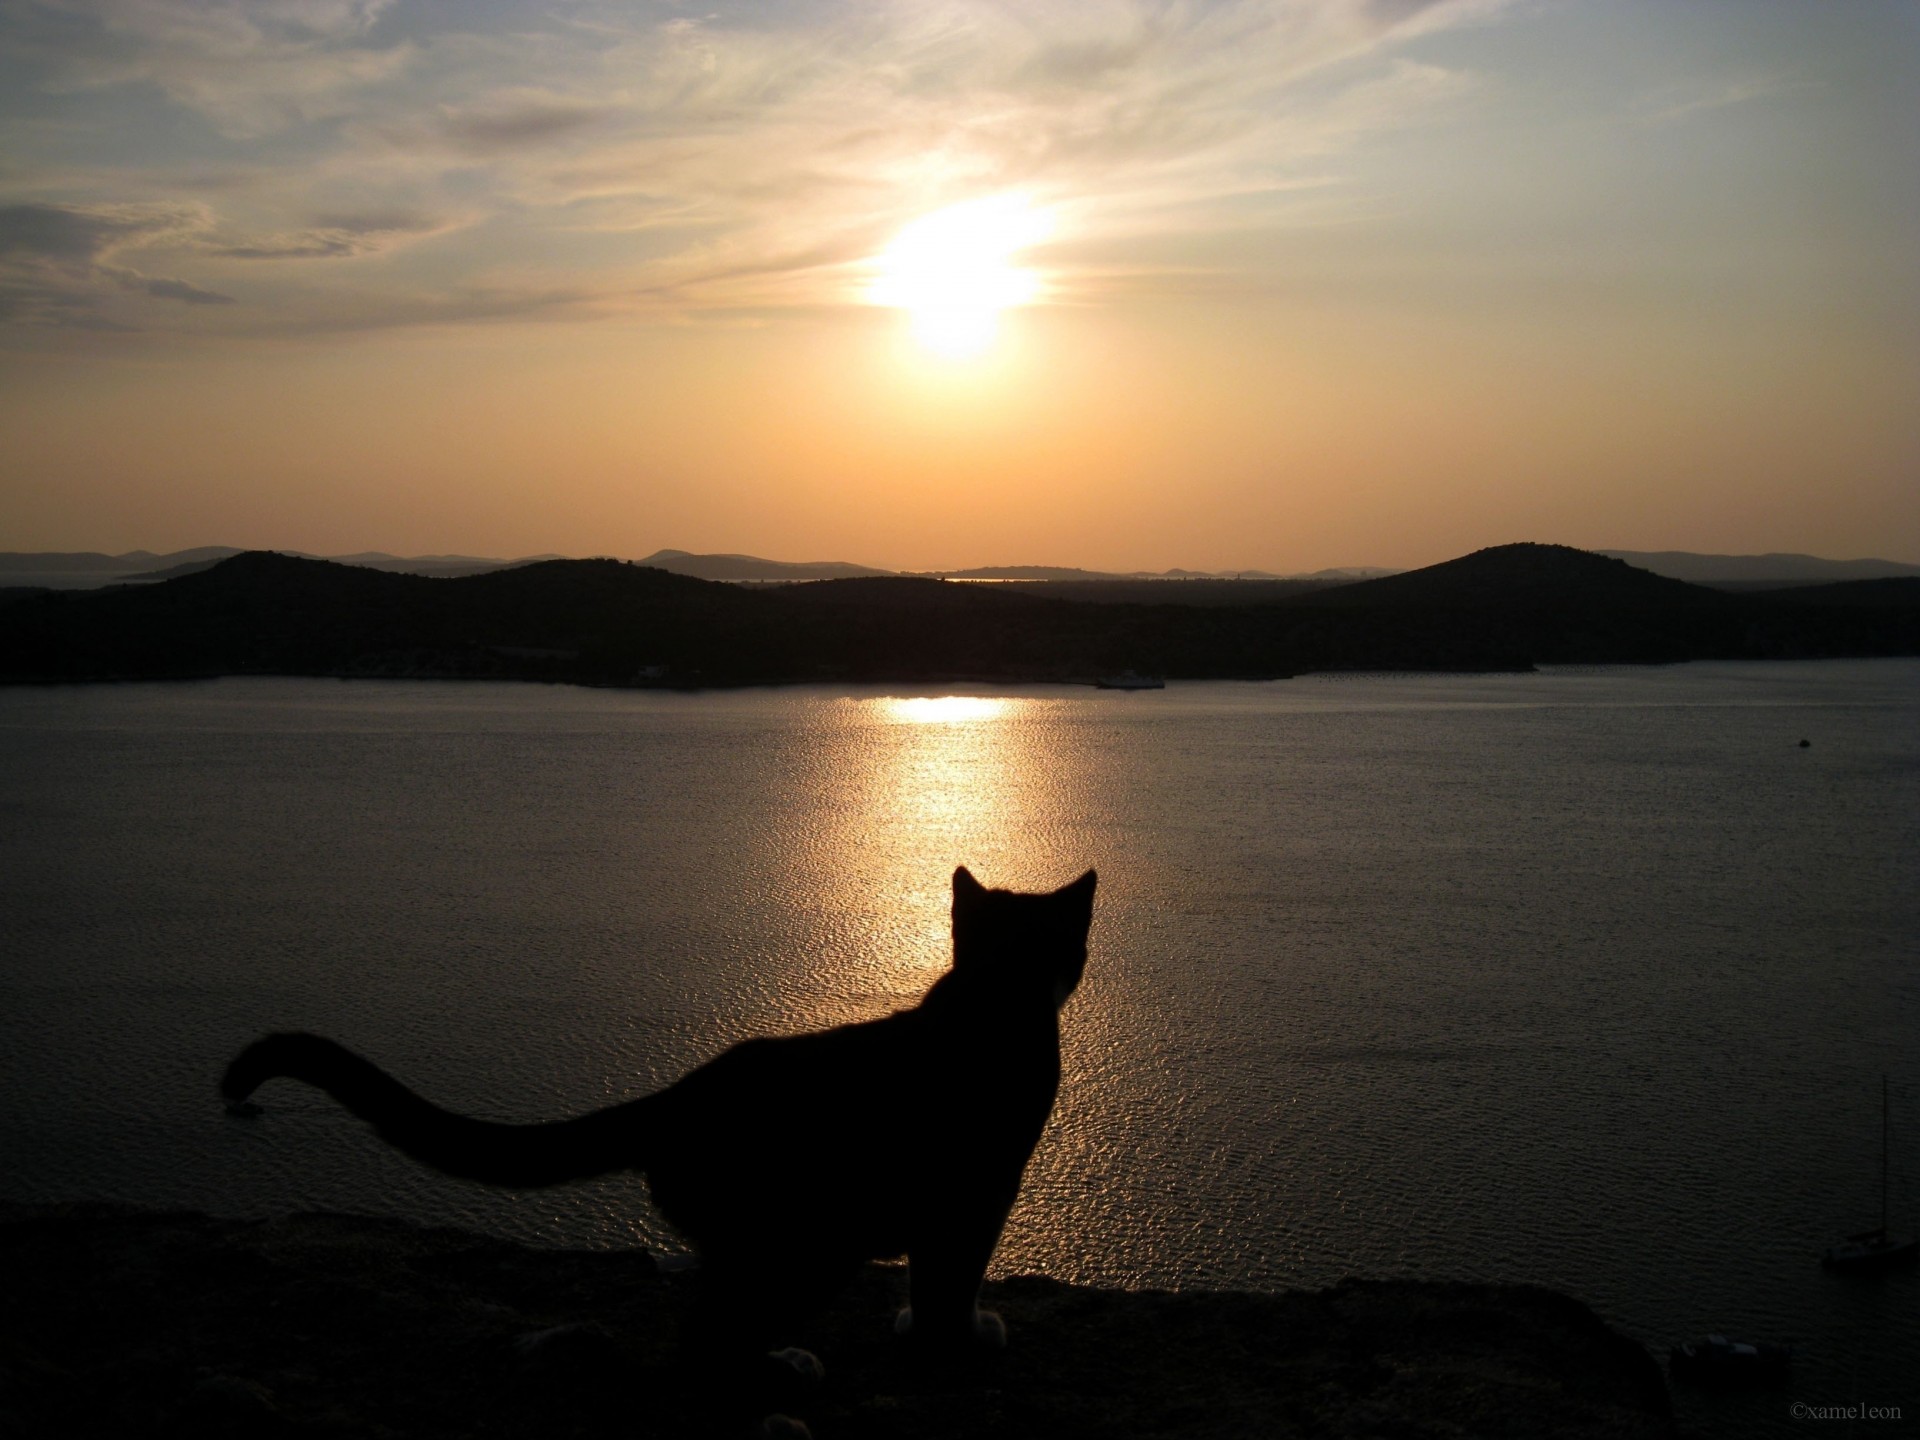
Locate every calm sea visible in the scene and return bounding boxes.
[3,663,1915,1436]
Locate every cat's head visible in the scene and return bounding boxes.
[950,866,1098,1008]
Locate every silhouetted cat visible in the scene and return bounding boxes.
[222,865,1097,1436]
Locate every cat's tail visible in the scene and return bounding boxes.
[220,1032,651,1188]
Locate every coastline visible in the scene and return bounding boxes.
[4,549,1914,691]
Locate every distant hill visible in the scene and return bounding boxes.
[1240,544,1743,669]
[633,549,892,581]
[4,545,1915,686]
[0,547,245,573]
[1599,550,1920,587]
[118,551,559,584]
[0,548,553,588]
[325,552,563,579]
[1295,543,1711,609]
[0,547,246,589]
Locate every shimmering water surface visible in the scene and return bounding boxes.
[3,663,1916,1436]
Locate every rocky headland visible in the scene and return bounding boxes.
[1,1202,1672,1438]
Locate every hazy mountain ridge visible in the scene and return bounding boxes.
[8,545,1914,591]
[1599,549,1920,584]
[630,553,1391,583]
[0,548,561,588]
[0,546,1383,589]
[0,547,249,584]
[3,544,1914,686]
[633,549,893,581]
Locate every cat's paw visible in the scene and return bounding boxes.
[972,1308,1007,1349]
[758,1415,813,1440]
[893,1305,1008,1350]
[767,1347,825,1384]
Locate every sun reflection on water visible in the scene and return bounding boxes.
[833,691,1152,1284]
[846,695,1038,983]
[878,695,1015,725]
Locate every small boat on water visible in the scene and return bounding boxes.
[1095,670,1166,690]
[1823,1075,1917,1272]
[1825,1228,1917,1271]
[1668,1335,1793,1387]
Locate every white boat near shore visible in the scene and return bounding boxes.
[1823,1076,1917,1272]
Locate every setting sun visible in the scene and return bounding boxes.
[867,195,1052,359]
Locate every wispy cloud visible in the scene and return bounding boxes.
[0,0,1512,335]
[15,0,408,136]
[209,209,443,259]
[1631,72,1814,127]
[0,201,185,262]
[0,200,232,325]
[440,98,612,155]
[124,270,233,303]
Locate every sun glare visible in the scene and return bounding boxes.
[867,195,1051,359]
[879,696,1014,725]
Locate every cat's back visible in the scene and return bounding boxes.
[651,986,1059,1168]
[661,1001,966,1124]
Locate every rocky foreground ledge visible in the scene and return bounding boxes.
[0,1203,1671,1439]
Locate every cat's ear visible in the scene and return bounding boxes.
[1060,868,1097,898]
[951,867,986,956]
[1058,868,1097,920]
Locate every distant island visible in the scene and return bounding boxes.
[1,543,1914,688]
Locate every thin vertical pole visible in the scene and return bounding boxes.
[1882,1074,1891,1237]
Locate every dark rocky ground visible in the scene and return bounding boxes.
[0,1203,1672,1439]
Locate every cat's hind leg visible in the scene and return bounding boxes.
[685,1251,850,1439]
[898,1212,1009,1354]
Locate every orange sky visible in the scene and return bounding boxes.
[2,1,1915,571]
